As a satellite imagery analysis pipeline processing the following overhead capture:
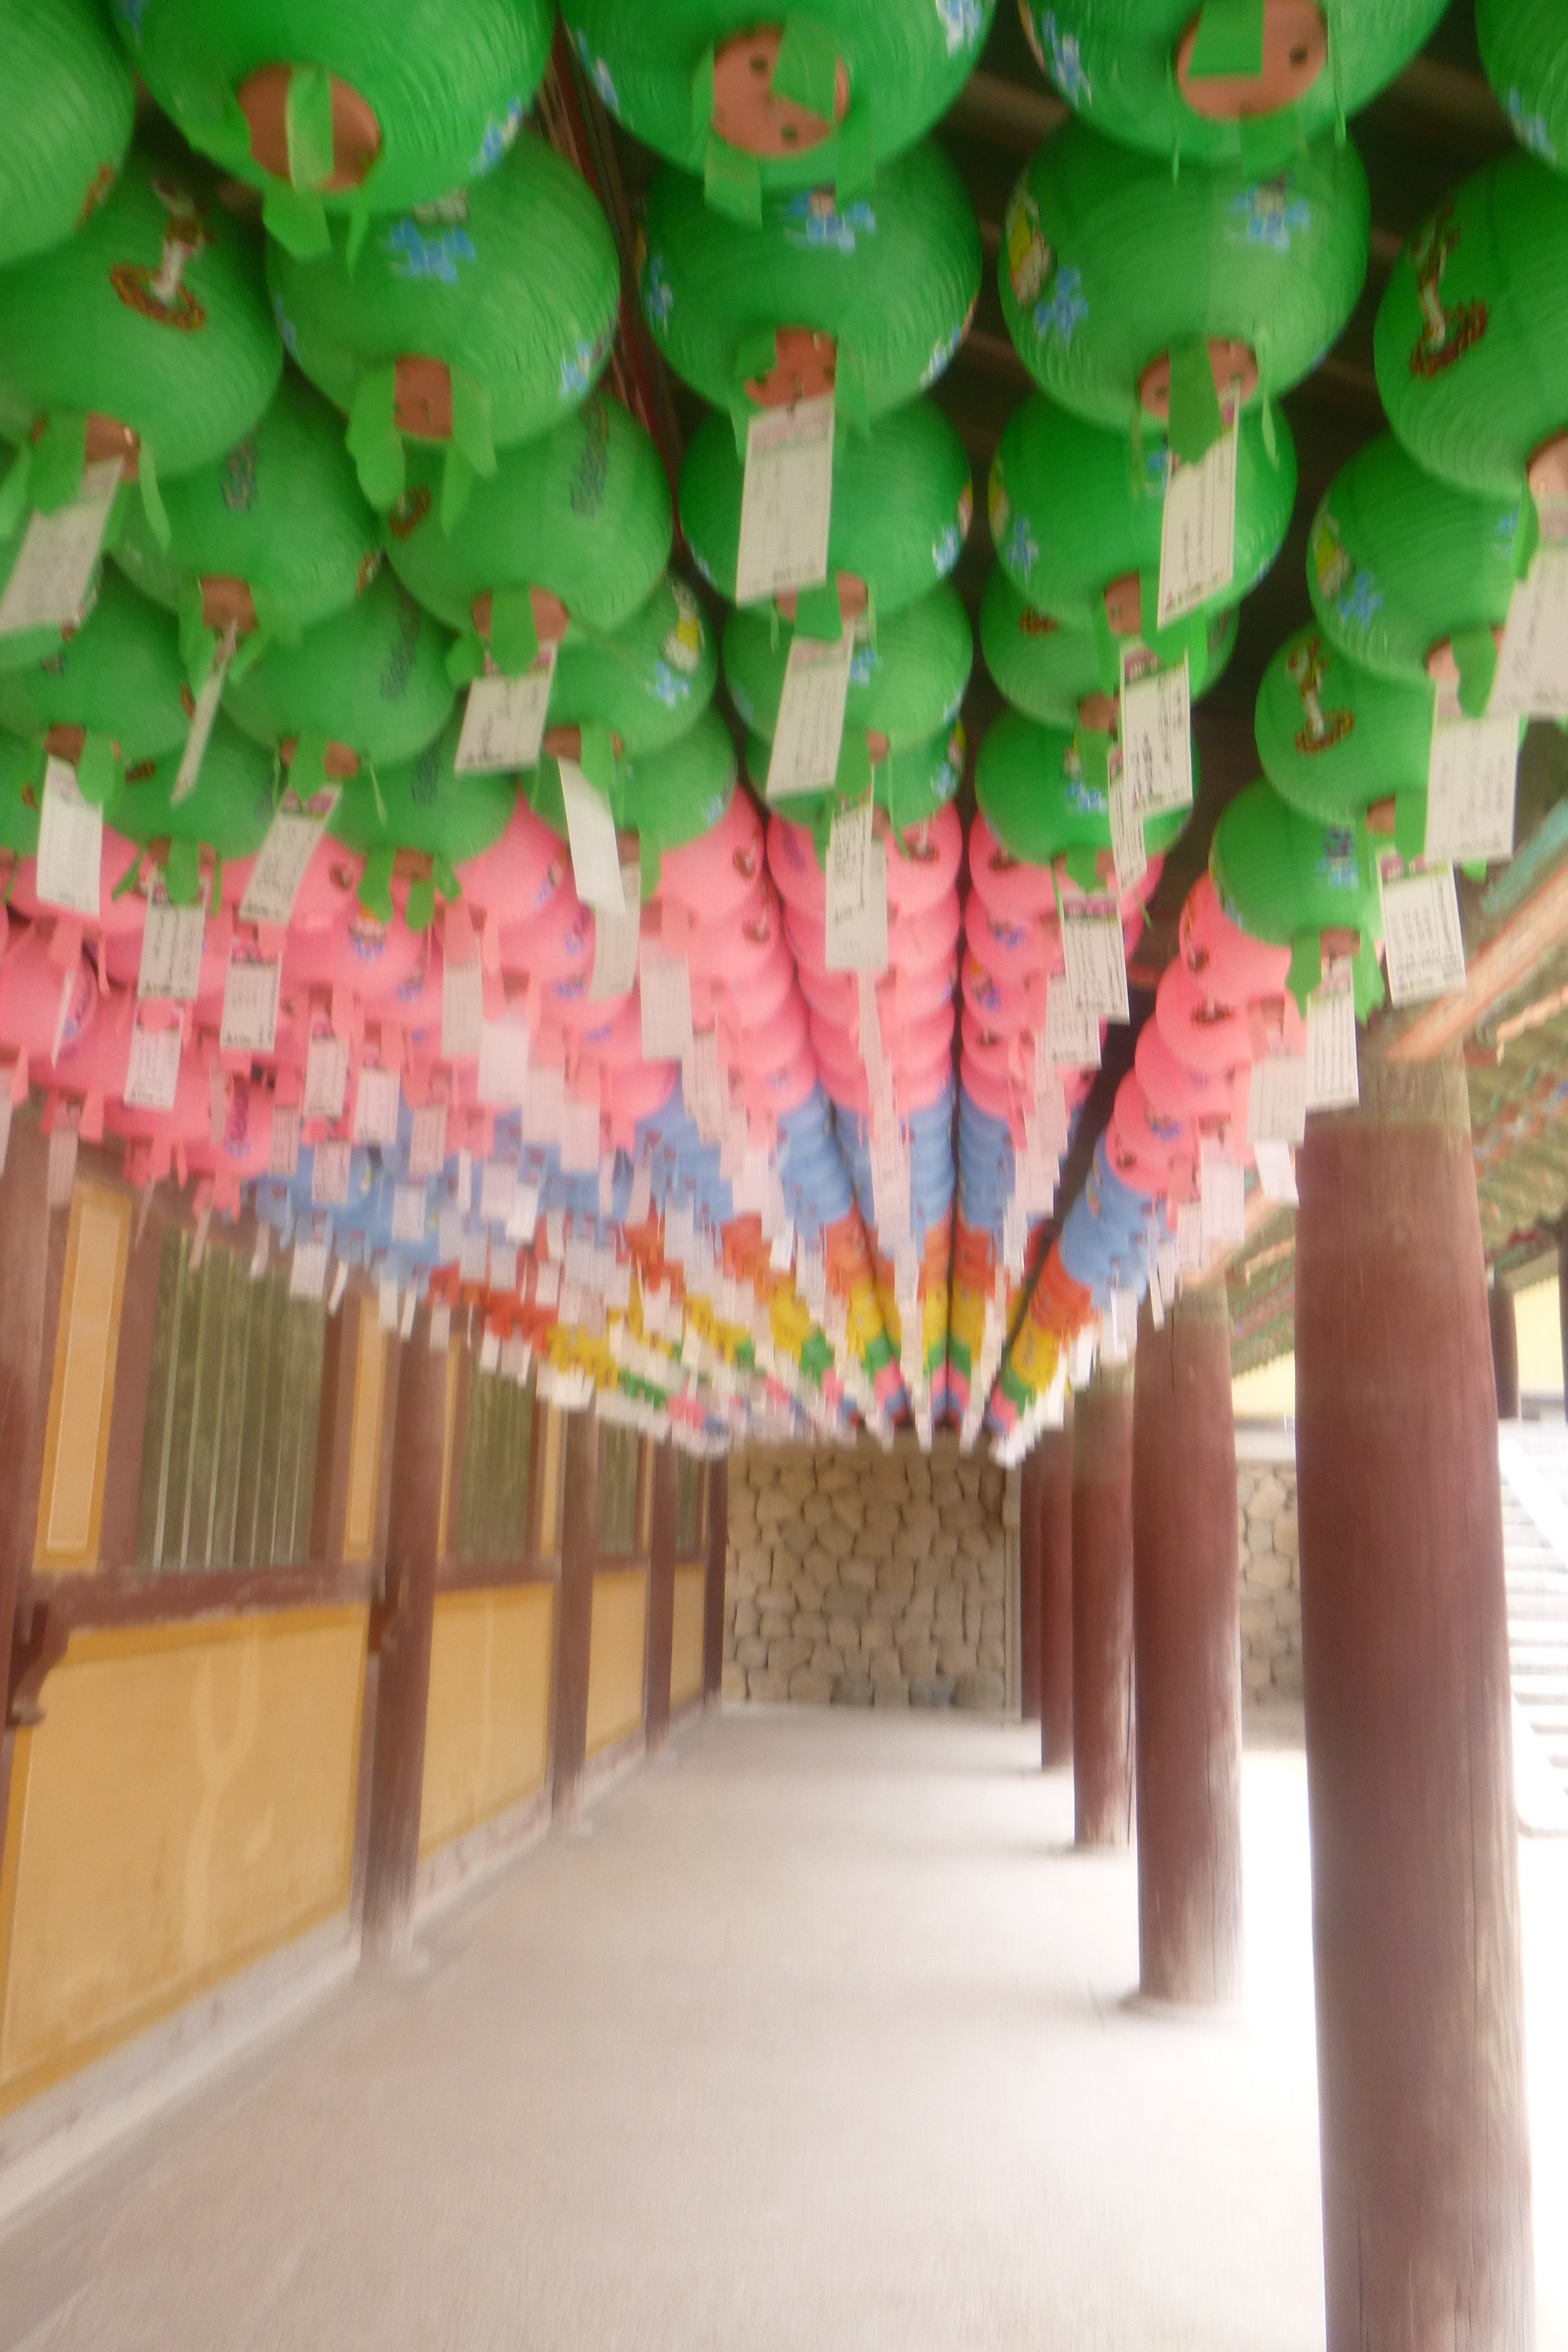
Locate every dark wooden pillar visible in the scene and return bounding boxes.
[1070,1363,1135,1846]
[644,1442,677,1754]
[1296,1050,1533,2352]
[1039,1425,1074,1768]
[1489,1281,1520,1420]
[1131,1283,1243,2004]
[702,1455,728,1706]
[1559,1226,1568,1421]
[0,1118,64,1849]
[361,1310,447,1959]
[1018,1445,1043,1722]
[551,1405,601,1821]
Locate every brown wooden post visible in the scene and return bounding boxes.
[702,1455,728,1705]
[1018,1444,1043,1723]
[96,1202,165,1572]
[1038,1424,1074,1768]
[1296,1051,1533,2352]
[644,1441,677,1755]
[551,1405,601,1820]
[1490,1280,1520,1420]
[0,1118,65,1843]
[1131,1284,1243,2005]
[1070,1362,1134,1846]
[361,1308,447,1959]
[1559,1225,1568,1422]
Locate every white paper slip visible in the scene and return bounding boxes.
[1174,1198,1206,1274]
[429,1301,452,1352]
[766,626,854,799]
[437,1203,463,1263]
[1305,964,1359,1111]
[1061,900,1129,1022]
[36,757,103,919]
[408,1101,448,1180]
[379,1275,400,1333]
[1149,1269,1164,1330]
[770,1216,795,1274]
[455,644,558,774]
[290,1238,328,1301]
[684,1027,728,1141]
[328,1257,350,1316]
[521,1063,564,1147]
[1425,711,1519,863]
[734,393,835,607]
[558,758,625,913]
[391,1182,426,1246]
[137,899,205,1002]
[399,1286,416,1339]
[560,1092,601,1172]
[1156,1238,1178,1305]
[639,940,694,1061]
[824,802,887,975]
[1156,414,1238,629]
[1254,1138,1298,1206]
[506,1177,541,1243]
[1247,1054,1308,1147]
[353,1063,400,1146]
[1119,646,1192,817]
[270,1102,300,1178]
[1108,766,1147,895]
[220,949,280,1054]
[1377,854,1467,1008]
[303,1032,349,1122]
[249,1223,270,1282]
[456,1147,474,1211]
[1491,547,1568,720]
[1040,979,1102,1072]
[123,1021,182,1112]
[590,864,641,1000]
[460,1227,490,1286]
[171,626,236,808]
[312,1137,350,1205]
[239,793,336,927]
[479,1156,516,1225]
[477,1012,531,1105]
[535,1259,561,1308]
[0,459,122,637]
[441,953,484,1060]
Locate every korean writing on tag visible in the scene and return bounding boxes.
[391,1182,426,1246]
[766,626,855,799]
[1253,1138,1298,1206]
[557,758,625,914]
[1247,1054,1308,1147]
[1425,712,1519,864]
[270,1102,300,1177]
[455,644,558,774]
[1060,898,1128,1022]
[1306,961,1359,1110]
[590,863,641,1000]
[1377,853,1467,1008]
[479,1157,515,1225]
[290,1237,329,1301]
[460,1229,490,1285]
[824,800,887,975]
[352,1063,400,1147]
[1157,413,1238,628]
[408,1102,448,1180]
[1491,548,1568,721]
[171,626,237,808]
[1119,644,1192,817]
[437,1203,463,1262]
[220,947,280,1054]
[1200,1142,1244,1249]
[1174,1200,1206,1276]
[1040,979,1102,1073]
[639,939,694,1061]
[477,1012,531,1105]
[239,790,337,928]
[36,757,103,919]
[441,953,483,1060]
[312,1138,350,1205]
[734,394,835,607]
[1108,764,1147,895]
[0,458,122,637]
[137,898,205,1003]
[522,1064,564,1146]
[684,1028,727,1142]
[506,1176,540,1243]
[123,1021,182,1112]
[303,1032,349,1122]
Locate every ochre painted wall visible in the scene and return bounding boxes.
[670,1565,706,1711]
[34,1182,130,1573]
[418,1584,554,1859]
[586,1568,647,1758]
[343,1315,387,1564]
[0,1608,366,2114]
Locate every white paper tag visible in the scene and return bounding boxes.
[455,644,558,774]
[399,1286,416,1339]
[590,864,641,1000]
[429,1301,452,1352]
[0,459,121,637]
[270,1102,300,1177]
[379,1273,400,1332]
[735,394,835,607]
[1492,548,1568,720]
[521,1064,564,1146]
[626,1160,651,1230]
[1305,963,1359,1110]
[558,759,625,914]
[1247,1054,1308,1147]
[137,899,205,1003]
[1156,415,1238,629]
[312,1137,350,1205]
[1254,1138,1298,1205]
[1424,712,1519,864]
[171,627,236,808]
[491,1240,519,1294]
[1041,979,1102,1072]
[249,1223,270,1281]
[480,1327,502,1373]
[352,1063,400,1147]
[477,1013,531,1105]
[480,1156,516,1225]
[391,1182,426,1246]
[441,954,484,1060]
[1377,855,1467,1008]
[1175,1198,1205,1275]
[1061,900,1129,1022]
[220,949,280,1054]
[561,1092,601,1172]
[36,758,103,919]
[506,1176,540,1243]
[1149,1267,1164,1330]
[239,794,336,928]
[1108,766,1147,895]
[1156,1239,1179,1305]
[684,1028,728,1142]
[437,1203,463,1262]
[766,626,854,799]
[824,804,887,975]
[123,1021,181,1112]
[1119,645,1192,818]
[290,1237,329,1301]
[303,1032,349,1122]
[408,1101,448,1179]
[640,942,694,1060]
[535,1259,561,1308]
[770,1216,795,1274]
[456,1148,474,1212]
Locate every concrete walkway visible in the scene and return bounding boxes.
[2,1709,1566,2352]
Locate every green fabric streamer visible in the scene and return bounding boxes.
[290,728,332,795]
[1394,792,1425,861]
[445,628,486,688]
[1286,930,1322,1014]
[1185,0,1265,80]
[248,585,301,649]
[178,580,216,691]
[440,444,476,533]
[834,354,870,437]
[358,842,395,922]
[638,830,662,900]
[791,579,843,643]
[449,369,495,481]
[1259,380,1277,466]
[262,180,331,260]
[771,16,840,122]
[489,583,540,677]
[1166,336,1224,467]
[1077,728,1112,794]
[1063,844,1101,891]
[75,731,118,807]
[0,444,32,540]
[735,323,782,387]
[163,836,201,906]
[577,719,618,796]
[1452,625,1499,720]
[837,730,872,799]
[345,172,378,273]
[405,873,435,934]
[228,626,270,685]
[690,44,716,140]
[833,104,876,201]
[432,851,459,904]
[728,397,754,459]
[366,757,387,827]
[285,63,337,193]
[137,442,171,550]
[704,137,762,224]
[31,412,88,515]
[346,366,405,510]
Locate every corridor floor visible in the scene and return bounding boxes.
[3,1708,1566,2352]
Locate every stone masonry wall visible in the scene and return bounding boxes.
[720,1431,1011,1711]
[1236,1447,1302,1703]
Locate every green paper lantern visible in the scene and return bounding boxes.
[743,716,965,837]
[1477,0,1568,176]
[679,395,971,619]
[0,568,189,760]
[0,0,135,270]
[979,563,1239,725]
[223,566,455,770]
[976,708,1189,867]
[330,710,516,872]
[528,705,737,880]
[723,583,971,748]
[0,731,45,857]
[109,711,276,861]
[1210,775,1385,1012]
[549,576,718,759]
[998,117,1368,435]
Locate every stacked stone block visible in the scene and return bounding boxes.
[1236,1452,1303,1702]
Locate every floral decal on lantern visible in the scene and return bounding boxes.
[782,192,876,253]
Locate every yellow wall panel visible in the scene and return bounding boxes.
[419,1584,554,1859]
[535,1407,563,1559]
[35,1184,130,1573]
[670,1566,706,1711]
[343,1314,386,1563]
[0,1609,365,2113]
[586,1568,647,1758]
